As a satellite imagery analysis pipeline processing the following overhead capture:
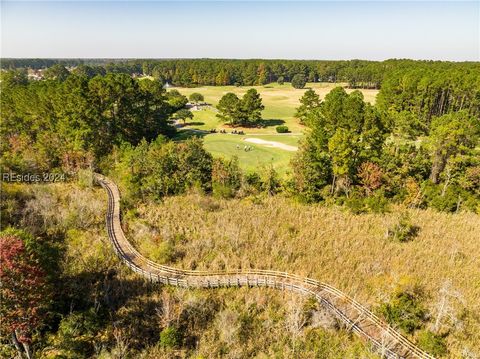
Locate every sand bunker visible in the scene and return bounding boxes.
[244,138,298,151]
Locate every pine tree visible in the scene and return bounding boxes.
[295,89,321,125]
[217,93,241,126]
[241,89,264,126]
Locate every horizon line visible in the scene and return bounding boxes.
[2,57,479,63]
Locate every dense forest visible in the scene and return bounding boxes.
[1,59,480,358]
[3,58,479,89]
[0,71,187,174]
[293,87,479,212]
[1,59,124,70]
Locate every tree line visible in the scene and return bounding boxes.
[0,58,126,70]
[0,71,187,174]
[377,63,480,124]
[4,58,478,89]
[292,85,480,213]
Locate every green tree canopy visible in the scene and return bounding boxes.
[189,92,204,103]
[44,64,70,81]
[293,87,387,199]
[174,108,194,124]
[216,92,241,126]
[0,72,176,174]
[428,111,480,183]
[166,89,188,111]
[216,89,264,127]
[118,136,213,200]
[295,89,321,125]
[241,88,264,125]
[291,74,307,89]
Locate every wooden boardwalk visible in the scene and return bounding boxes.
[96,174,435,359]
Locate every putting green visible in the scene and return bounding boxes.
[175,131,296,176]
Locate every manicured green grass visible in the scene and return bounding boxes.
[175,82,377,134]
[173,83,377,175]
[175,131,295,176]
[204,134,294,175]
[176,83,305,133]
[181,109,222,130]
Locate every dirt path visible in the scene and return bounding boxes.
[244,138,298,151]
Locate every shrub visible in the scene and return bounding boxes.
[212,183,236,199]
[261,166,281,196]
[237,172,262,196]
[159,326,182,348]
[212,157,242,198]
[291,74,306,89]
[77,169,94,188]
[363,190,390,213]
[423,183,460,213]
[387,213,419,242]
[151,240,176,264]
[244,172,262,190]
[378,288,426,334]
[277,76,285,85]
[0,346,16,359]
[343,196,366,214]
[358,162,383,195]
[421,180,480,213]
[51,309,104,357]
[276,125,290,133]
[416,330,447,357]
[189,92,204,103]
[343,190,389,214]
[196,197,222,212]
[403,177,425,208]
[461,165,480,194]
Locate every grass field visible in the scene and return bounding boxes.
[175,131,299,175]
[203,134,296,175]
[174,82,377,134]
[173,83,378,175]
[5,179,381,359]
[128,194,480,357]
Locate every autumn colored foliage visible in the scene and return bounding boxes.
[0,234,49,344]
[358,161,383,195]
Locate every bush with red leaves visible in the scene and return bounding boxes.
[0,234,49,346]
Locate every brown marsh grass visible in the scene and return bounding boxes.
[127,194,480,356]
[9,182,477,357]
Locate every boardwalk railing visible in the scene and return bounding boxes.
[95,174,435,359]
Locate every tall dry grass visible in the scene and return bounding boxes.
[127,194,480,357]
[6,183,376,357]
[7,181,477,357]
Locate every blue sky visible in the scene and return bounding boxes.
[1,1,479,60]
